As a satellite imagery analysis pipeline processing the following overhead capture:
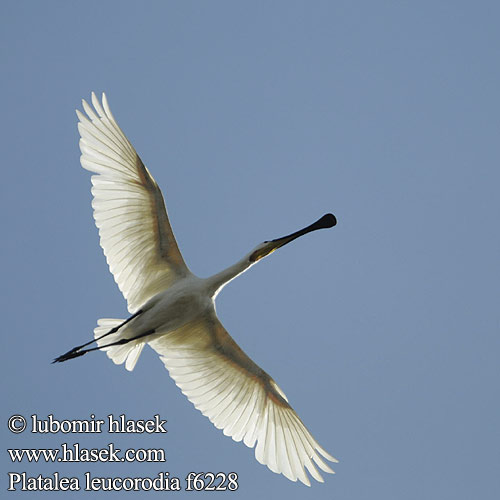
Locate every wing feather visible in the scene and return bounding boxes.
[77,93,190,312]
[148,315,337,485]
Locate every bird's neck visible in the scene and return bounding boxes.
[206,255,254,299]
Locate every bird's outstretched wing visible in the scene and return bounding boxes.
[148,314,337,486]
[77,93,190,312]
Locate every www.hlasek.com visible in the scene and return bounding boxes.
[7,414,239,492]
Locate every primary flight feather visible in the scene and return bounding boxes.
[55,92,338,486]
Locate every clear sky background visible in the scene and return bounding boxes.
[2,1,499,498]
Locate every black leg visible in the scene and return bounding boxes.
[94,309,144,343]
[52,328,155,364]
[53,309,144,361]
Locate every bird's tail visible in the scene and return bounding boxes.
[94,318,145,372]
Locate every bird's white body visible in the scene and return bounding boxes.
[122,276,210,341]
[103,253,255,365]
[59,93,338,486]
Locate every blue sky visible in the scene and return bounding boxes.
[2,1,499,498]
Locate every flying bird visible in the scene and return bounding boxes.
[55,93,338,486]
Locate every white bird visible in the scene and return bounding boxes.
[55,92,338,486]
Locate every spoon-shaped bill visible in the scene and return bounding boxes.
[250,213,337,262]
